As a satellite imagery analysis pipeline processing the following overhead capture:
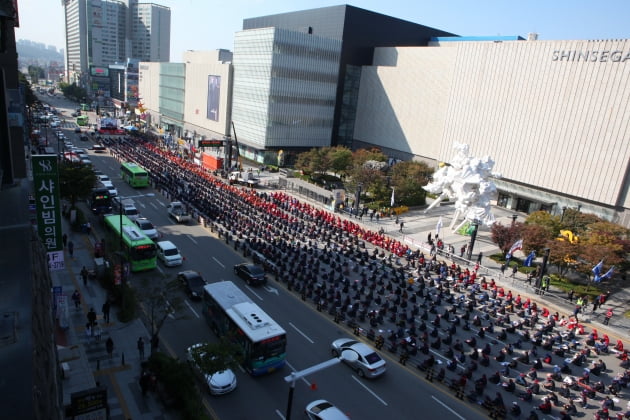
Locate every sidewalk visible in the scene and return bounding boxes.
[54,211,171,420]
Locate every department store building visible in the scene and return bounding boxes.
[140,5,630,226]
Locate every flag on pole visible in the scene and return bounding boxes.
[436,216,443,237]
[390,188,395,207]
[508,239,523,256]
[524,250,536,267]
[592,260,603,276]
[598,266,615,282]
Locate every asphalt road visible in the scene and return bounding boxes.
[42,93,630,420]
[43,107,486,419]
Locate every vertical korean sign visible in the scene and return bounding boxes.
[32,155,65,271]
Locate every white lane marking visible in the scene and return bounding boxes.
[351,376,388,406]
[185,300,200,318]
[187,235,198,244]
[263,285,279,295]
[212,257,224,268]
[150,202,158,210]
[156,265,164,275]
[285,361,311,386]
[157,199,165,207]
[431,395,466,420]
[245,286,263,301]
[274,409,285,419]
[289,322,315,344]
[137,202,146,208]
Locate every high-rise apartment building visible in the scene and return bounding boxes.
[129,0,170,62]
[63,0,170,90]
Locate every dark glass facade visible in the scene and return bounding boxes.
[243,5,455,147]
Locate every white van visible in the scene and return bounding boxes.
[156,241,183,267]
[113,197,140,221]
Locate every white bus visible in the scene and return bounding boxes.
[202,281,286,376]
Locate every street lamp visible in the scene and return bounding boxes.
[466,219,480,262]
[535,248,551,293]
[354,183,363,215]
[284,350,358,420]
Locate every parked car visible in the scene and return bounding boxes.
[233,263,267,286]
[134,217,158,240]
[305,400,351,420]
[74,127,82,133]
[330,338,386,378]
[177,270,207,300]
[186,343,237,395]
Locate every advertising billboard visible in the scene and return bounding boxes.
[32,155,64,271]
[207,75,221,121]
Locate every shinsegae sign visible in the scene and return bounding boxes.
[552,49,630,63]
[32,155,64,270]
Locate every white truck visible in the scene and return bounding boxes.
[228,171,260,187]
[167,201,191,224]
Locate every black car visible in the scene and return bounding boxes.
[177,270,207,300]
[233,263,267,286]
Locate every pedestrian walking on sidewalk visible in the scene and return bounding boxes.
[399,221,404,233]
[592,297,600,313]
[72,289,81,309]
[604,308,613,325]
[140,371,150,396]
[87,307,97,327]
[62,233,68,248]
[568,289,575,303]
[93,322,102,342]
[106,337,114,359]
[477,252,483,264]
[68,240,74,258]
[102,300,111,323]
[460,244,467,258]
[80,266,89,286]
[137,337,145,360]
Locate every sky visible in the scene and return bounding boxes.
[15,0,630,62]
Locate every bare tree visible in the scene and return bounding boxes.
[136,276,184,355]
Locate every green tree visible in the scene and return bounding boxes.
[58,161,97,207]
[390,161,431,206]
[188,338,244,376]
[27,65,45,85]
[328,146,353,177]
[295,147,330,175]
[19,72,37,105]
[525,210,562,236]
[59,82,88,103]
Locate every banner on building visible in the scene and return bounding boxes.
[207,75,221,121]
[32,155,64,271]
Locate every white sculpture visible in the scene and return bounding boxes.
[423,142,500,230]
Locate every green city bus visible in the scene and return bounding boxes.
[76,115,89,126]
[103,214,157,272]
[202,281,287,376]
[120,162,150,188]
